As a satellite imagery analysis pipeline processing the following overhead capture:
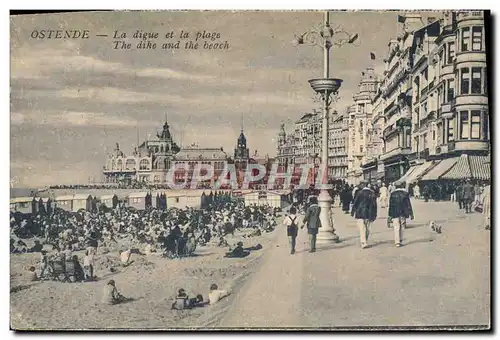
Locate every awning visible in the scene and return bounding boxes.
[406,161,435,184]
[442,155,490,181]
[421,157,459,181]
[470,155,490,180]
[397,166,417,184]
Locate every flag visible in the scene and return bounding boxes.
[370,52,376,60]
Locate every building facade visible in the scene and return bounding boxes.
[358,10,489,185]
[328,111,349,179]
[347,68,379,184]
[102,119,230,186]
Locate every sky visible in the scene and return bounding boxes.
[10,10,438,188]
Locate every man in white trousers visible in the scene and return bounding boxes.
[351,180,378,249]
[388,181,414,247]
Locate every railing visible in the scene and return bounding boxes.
[419,148,430,159]
[421,85,429,97]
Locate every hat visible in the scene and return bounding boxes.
[108,279,115,286]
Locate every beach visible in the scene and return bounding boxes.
[10,226,279,330]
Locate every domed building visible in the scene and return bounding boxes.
[102,118,230,186]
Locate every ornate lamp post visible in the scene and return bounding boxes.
[293,11,358,244]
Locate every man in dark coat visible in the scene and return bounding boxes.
[340,184,352,214]
[351,180,377,249]
[388,181,414,247]
[301,196,321,253]
[462,179,475,213]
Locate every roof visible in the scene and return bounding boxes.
[10,197,35,204]
[242,190,283,197]
[55,195,75,201]
[73,194,92,200]
[100,194,117,200]
[127,192,149,198]
[174,147,228,160]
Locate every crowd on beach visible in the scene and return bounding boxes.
[10,194,280,307]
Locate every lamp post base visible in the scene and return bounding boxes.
[316,189,340,244]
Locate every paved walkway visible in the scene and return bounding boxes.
[217,200,490,329]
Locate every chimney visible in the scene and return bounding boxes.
[400,13,424,33]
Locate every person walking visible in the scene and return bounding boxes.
[301,196,321,253]
[462,179,475,213]
[351,180,377,249]
[379,183,388,208]
[283,206,299,254]
[388,181,414,247]
[456,181,464,210]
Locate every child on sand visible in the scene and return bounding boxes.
[102,280,127,305]
[208,283,231,305]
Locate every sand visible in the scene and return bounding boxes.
[10,226,280,330]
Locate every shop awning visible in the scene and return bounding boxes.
[421,157,459,181]
[442,155,490,181]
[470,155,490,180]
[397,166,417,184]
[406,161,435,184]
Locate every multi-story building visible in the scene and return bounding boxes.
[399,10,490,183]
[360,11,489,186]
[376,14,428,184]
[103,120,181,184]
[328,111,349,180]
[276,123,296,168]
[347,68,379,184]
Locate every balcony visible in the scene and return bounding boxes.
[457,11,484,21]
[380,147,412,161]
[419,148,430,159]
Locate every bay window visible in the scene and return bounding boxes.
[460,68,470,94]
[447,118,454,142]
[447,42,455,64]
[471,67,482,94]
[472,26,483,51]
[446,79,454,102]
[471,110,481,139]
[461,27,470,52]
[460,111,470,139]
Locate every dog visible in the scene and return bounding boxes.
[429,221,442,234]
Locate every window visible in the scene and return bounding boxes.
[139,159,150,170]
[483,111,489,139]
[471,67,482,94]
[461,27,470,52]
[446,79,455,102]
[360,146,363,153]
[471,110,481,139]
[472,26,483,51]
[461,68,470,94]
[484,69,488,94]
[447,118,455,142]
[447,42,455,64]
[460,111,470,139]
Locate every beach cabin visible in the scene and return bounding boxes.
[243,191,284,208]
[10,197,37,214]
[127,192,150,210]
[166,192,186,209]
[100,194,119,209]
[55,195,74,212]
[72,194,93,212]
